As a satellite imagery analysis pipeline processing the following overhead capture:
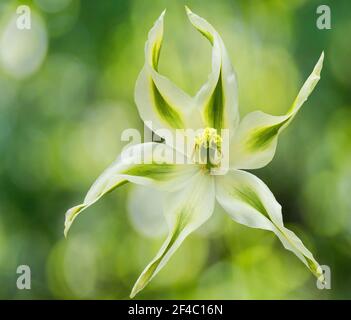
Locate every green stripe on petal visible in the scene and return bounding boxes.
[185,6,214,44]
[130,210,189,297]
[204,70,224,132]
[64,143,199,237]
[246,118,290,151]
[151,81,185,129]
[122,163,188,181]
[130,173,215,298]
[151,39,162,70]
[186,7,239,134]
[230,52,324,169]
[216,169,323,280]
[135,10,196,135]
[232,186,270,220]
[147,17,185,129]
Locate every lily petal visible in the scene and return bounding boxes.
[130,172,215,298]
[64,143,199,237]
[215,169,323,279]
[135,11,200,135]
[229,52,324,169]
[186,6,239,134]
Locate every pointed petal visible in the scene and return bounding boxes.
[186,6,239,133]
[215,169,323,279]
[130,172,215,297]
[64,143,199,237]
[230,52,324,169]
[135,11,199,133]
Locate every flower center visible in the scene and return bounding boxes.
[192,128,222,170]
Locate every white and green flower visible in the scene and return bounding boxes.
[64,7,325,298]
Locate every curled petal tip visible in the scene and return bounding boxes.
[64,219,70,238]
[130,285,140,299]
[154,9,166,27]
[63,204,84,238]
[314,51,325,76]
[185,5,192,15]
[160,9,166,18]
[319,50,325,62]
[319,51,325,66]
[64,222,70,238]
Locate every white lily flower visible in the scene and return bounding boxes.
[64,7,325,298]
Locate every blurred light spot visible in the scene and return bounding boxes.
[47,240,73,298]
[0,10,47,79]
[47,235,97,298]
[63,235,97,297]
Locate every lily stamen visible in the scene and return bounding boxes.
[193,128,222,170]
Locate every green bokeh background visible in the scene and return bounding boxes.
[0,0,350,299]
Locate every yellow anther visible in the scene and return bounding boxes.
[193,128,222,170]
